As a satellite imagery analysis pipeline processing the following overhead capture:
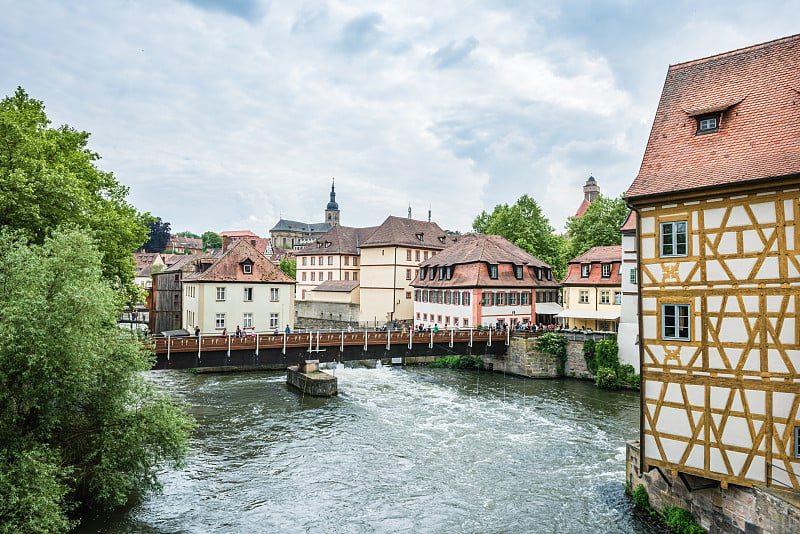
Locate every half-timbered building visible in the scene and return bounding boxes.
[626,35,800,494]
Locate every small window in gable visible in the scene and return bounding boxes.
[696,113,720,135]
[416,232,424,241]
[243,263,252,274]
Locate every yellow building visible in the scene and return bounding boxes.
[626,35,800,492]
[558,246,622,332]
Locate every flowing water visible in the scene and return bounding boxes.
[78,366,664,533]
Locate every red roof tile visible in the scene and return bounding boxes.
[360,216,451,249]
[626,34,800,201]
[619,210,636,234]
[562,245,622,286]
[184,240,294,284]
[574,198,590,218]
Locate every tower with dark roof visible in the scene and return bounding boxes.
[583,175,600,202]
[325,178,340,227]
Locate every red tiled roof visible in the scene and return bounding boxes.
[360,216,451,249]
[184,240,294,284]
[562,245,622,286]
[626,34,800,201]
[296,225,378,256]
[168,236,203,250]
[412,234,559,289]
[619,210,636,234]
[574,198,590,218]
[220,230,260,238]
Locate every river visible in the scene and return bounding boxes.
[77,365,664,533]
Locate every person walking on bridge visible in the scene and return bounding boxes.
[285,324,291,335]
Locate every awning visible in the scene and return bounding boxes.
[556,309,620,320]
[535,303,563,315]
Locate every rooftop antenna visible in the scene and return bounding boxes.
[408,203,412,219]
[428,203,431,223]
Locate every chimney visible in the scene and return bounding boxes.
[222,236,232,252]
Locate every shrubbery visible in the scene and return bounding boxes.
[628,484,705,533]
[536,333,569,375]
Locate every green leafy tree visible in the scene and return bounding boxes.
[202,231,222,250]
[142,217,171,253]
[175,231,200,239]
[565,195,627,260]
[473,195,568,279]
[0,228,194,532]
[278,258,296,279]
[0,87,149,299]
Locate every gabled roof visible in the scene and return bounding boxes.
[295,224,378,256]
[359,216,451,249]
[269,219,331,233]
[574,198,590,218]
[312,280,359,293]
[620,210,636,235]
[183,240,295,284]
[168,235,203,249]
[162,253,199,273]
[220,230,260,239]
[627,34,800,201]
[568,245,622,265]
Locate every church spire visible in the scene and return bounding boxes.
[325,177,340,227]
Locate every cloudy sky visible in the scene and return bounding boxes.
[2,1,798,236]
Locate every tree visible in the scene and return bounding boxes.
[0,228,194,532]
[175,231,200,239]
[473,195,569,279]
[278,258,296,279]
[202,231,222,250]
[0,87,149,299]
[142,217,171,253]
[565,195,627,260]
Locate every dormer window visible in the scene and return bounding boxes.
[601,264,611,278]
[546,269,551,281]
[421,266,427,279]
[446,266,452,280]
[536,268,542,281]
[581,264,590,278]
[438,267,444,280]
[429,267,436,281]
[243,263,252,274]
[416,232,424,241]
[439,236,446,244]
[488,264,498,279]
[696,113,720,135]
[316,242,321,248]
[514,265,523,280]
[324,241,331,248]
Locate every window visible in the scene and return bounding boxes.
[328,256,333,265]
[353,257,358,266]
[463,319,469,327]
[344,256,349,266]
[581,264,590,278]
[302,257,307,266]
[454,317,459,326]
[424,251,428,260]
[463,291,471,306]
[269,313,279,328]
[311,272,315,281]
[415,251,420,261]
[482,292,492,306]
[302,290,306,299]
[454,291,460,305]
[406,291,411,299]
[174,274,179,282]
[602,264,611,278]
[215,313,225,329]
[497,292,505,306]
[514,265,523,280]
[430,268,436,281]
[406,269,412,280]
[614,291,622,305]
[243,264,252,274]
[437,315,442,323]
[521,292,530,305]
[407,250,412,261]
[423,313,427,321]
[270,288,279,302]
[173,293,180,305]
[445,316,450,325]
[509,292,518,306]
[439,267,445,281]
[662,304,690,341]
[421,266,427,279]
[244,287,253,301]
[344,272,349,281]
[488,264,498,279]
[600,290,610,304]
[328,272,333,280]
[318,256,323,265]
[536,268,542,280]
[579,290,589,304]
[661,221,688,257]
[216,287,226,301]
[630,268,637,284]
[546,269,551,281]
[696,114,719,135]
[319,271,323,280]
[302,272,307,281]
[446,267,452,280]
[353,272,358,281]
[416,312,421,320]
[311,257,315,265]
[795,427,800,458]
[243,313,253,328]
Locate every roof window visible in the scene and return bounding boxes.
[488,264,498,280]
[416,232,424,241]
[696,113,720,135]
[514,265,523,280]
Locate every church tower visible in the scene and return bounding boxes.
[325,178,340,227]
[583,175,600,202]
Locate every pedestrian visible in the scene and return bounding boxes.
[433,323,438,333]
[236,325,241,337]
[194,326,200,339]
[285,324,291,335]
[222,327,227,337]
[347,324,353,333]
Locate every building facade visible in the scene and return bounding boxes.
[412,234,560,329]
[559,246,622,331]
[626,35,800,491]
[618,211,640,370]
[150,254,198,334]
[182,239,295,335]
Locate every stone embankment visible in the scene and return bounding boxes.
[482,337,594,380]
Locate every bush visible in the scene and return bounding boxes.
[536,333,569,375]
[595,366,619,389]
[583,338,596,355]
[595,338,619,370]
[663,505,705,534]
[630,483,650,510]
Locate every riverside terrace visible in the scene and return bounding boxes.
[151,329,513,370]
